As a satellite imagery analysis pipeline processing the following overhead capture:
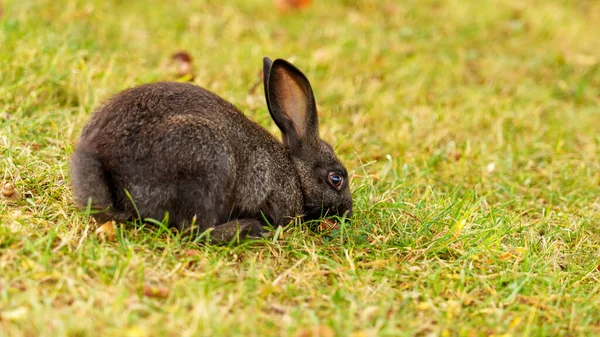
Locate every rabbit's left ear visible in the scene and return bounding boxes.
[263,57,319,153]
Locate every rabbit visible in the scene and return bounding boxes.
[70,57,353,242]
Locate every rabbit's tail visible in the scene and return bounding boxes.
[70,150,129,222]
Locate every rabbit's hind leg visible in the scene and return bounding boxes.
[71,150,133,223]
[160,176,230,235]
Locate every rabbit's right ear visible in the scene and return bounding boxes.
[263,58,319,154]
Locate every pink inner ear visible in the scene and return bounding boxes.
[273,68,307,137]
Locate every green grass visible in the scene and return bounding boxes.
[1,0,600,336]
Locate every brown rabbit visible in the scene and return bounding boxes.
[70,57,352,241]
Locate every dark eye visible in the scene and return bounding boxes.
[327,172,344,190]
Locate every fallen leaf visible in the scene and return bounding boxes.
[1,182,21,201]
[95,221,116,240]
[499,247,526,260]
[294,325,335,337]
[265,304,286,315]
[29,142,43,150]
[184,249,202,258]
[183,249,208,268]
[275,0,311,12]
[318,219,339,232]
[142,284,170,299]
[170,51,195,81]
[451,151,462,161]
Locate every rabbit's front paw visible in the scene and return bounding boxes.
[208,219,267,244]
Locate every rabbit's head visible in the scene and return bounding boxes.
[263,57,353,222]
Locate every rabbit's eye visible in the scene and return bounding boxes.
[328,172,344,190]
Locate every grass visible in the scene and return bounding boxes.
[1,0,600,335]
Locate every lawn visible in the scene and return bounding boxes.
[1,0,600,336]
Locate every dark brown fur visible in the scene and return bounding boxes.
[70,58,352,241]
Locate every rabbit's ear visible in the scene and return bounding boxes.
[264,58,318,153]
[263,57,273,97]
[262,57,276,127]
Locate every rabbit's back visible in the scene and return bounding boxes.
[81,83,253,149]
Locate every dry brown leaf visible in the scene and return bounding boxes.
[264,304,286,315]
[142,284,170,299]
[95,221,116,240]
[1,183,21,201]
[183,249,207,268]
[275,0,311,12]
[317,219,339,232]
[171,51,195,81]
[184,249,202,258]
[294,326,335,337]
